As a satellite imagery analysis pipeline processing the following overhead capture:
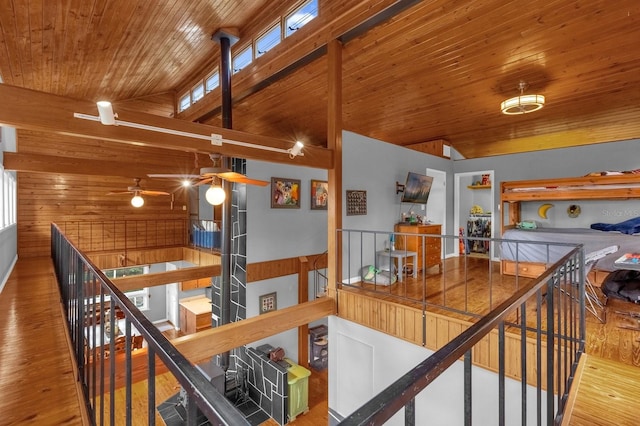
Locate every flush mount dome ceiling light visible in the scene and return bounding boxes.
[501,81,545,115]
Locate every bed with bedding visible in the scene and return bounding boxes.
[501,227,636,275]
[500,174,640,278]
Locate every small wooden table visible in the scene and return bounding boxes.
[376,250,418,282]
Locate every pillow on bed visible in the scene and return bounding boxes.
[590,216,640,235]
[517,220,538,230]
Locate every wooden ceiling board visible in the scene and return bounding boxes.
[0,0,271,101]
[2,0,640,161]
[334,0,640,156]
[202,56,330,146]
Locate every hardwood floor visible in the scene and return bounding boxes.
[1,256,638,425]
[0,257,85,425]
[350,256,640,368]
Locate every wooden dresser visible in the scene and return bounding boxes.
[394,223,442,272]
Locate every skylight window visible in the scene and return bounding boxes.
[178,93,191,112]
[191,82,204,103]
[205,70,220,93]
[233,45,253,74]
[256,24,281,57]
[285,0,318,37]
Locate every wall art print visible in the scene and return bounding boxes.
[310,180,328,210]
[271,177,301,208]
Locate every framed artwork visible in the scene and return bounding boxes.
[346,190,367,215]
[310,180,329,210]
[271,177,301,208]
[259,292,277,314]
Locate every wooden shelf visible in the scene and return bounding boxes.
[467,184,491,189]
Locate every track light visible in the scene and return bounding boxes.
[96,101,118,125]
[205,184,226,205]
[288,141,304,159]
[77,107,305,159]
[131,193,144,208]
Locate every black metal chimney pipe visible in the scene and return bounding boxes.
[218,34,232,371]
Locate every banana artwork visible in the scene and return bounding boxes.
[538,203,554,219]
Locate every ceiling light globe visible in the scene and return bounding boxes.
[206,185,226,205]
[131,194,144,208]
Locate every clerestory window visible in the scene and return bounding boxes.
[285,0,318,37]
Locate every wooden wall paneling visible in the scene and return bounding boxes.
[337,290,554,389]
[89,247,185,270]
[16,158,189,257]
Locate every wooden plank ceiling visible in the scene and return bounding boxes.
[1,0,639,162]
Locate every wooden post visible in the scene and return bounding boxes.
[298,256,310,367]
[327,39,343,299]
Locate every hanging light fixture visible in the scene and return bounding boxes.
[205,177,226,205]
[501,81,545,115]
[130,192,144,208]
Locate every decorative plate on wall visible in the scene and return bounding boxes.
[567,204,581,218]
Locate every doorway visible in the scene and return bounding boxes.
[454,170,496,259]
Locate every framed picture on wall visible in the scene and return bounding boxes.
[271,177,301,208]
[310,180,328,210]
[346,190,367,215]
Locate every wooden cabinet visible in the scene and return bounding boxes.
[179,296,212,334]
[394,223,442,272]
[180,277,212,291]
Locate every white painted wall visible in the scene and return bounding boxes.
[244,159,329,363]
[329,317,547,425]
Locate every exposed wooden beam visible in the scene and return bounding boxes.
[3,152,200,177]
[113,265,220,292]
[0,84,333,169]
[172,297,336,363]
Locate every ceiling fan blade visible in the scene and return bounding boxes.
[147,173,201,179]
[140,190,171,196]
[217,171,269,186]
[234,177,270,186]
[107,191,132,195]
[216,171,247,180]
[194,177,214,187]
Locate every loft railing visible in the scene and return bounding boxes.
[314,250,329,298]
[57,219,189,253]
[336,229,587,425]
[51,223,249,426]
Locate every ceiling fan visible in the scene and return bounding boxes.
[148,154,269,187]
[108,178,170,207]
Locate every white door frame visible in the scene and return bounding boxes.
[426,168,447,259]
[454,170,497,260]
